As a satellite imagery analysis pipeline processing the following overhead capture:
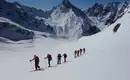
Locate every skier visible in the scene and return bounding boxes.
[44,54,52,67]
[77,50,80,57]
[30,55,40,71]
[83,48,86,54]
[74,50,77,58]
[80,48,82,55]
[63,53,67,62]
[57,53,62,64]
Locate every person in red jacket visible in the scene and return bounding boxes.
[74,50,77,58]
[30,55,40,70]
[83,48,86,54]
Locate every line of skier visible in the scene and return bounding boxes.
[30,48,86,71]
[30,53,67,71]
[74,48,86,58]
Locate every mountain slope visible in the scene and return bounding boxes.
[0,0,55,40]
[0,17,34,41]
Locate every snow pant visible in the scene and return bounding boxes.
[83,50,85,54]
[83,51,85,54]
[80,51,82,55]
[64,57,67,62]
[48,60,51,67]
[35,61,40,70]
[77,52,79,56]
[57,58,61,64]
[74,53,77,58]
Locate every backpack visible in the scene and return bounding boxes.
[35,56,39,62]
[48,55,52,61]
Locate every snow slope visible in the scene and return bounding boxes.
[0,5,130,80]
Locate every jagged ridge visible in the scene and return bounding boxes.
[84,1,130,26]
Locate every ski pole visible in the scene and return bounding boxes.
[44,59,47,68]
[30,62,33,70]
[51,59,55,66]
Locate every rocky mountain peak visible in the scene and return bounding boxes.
[59,0,73,8]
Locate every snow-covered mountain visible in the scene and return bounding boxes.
[0,0,130,41]
[0,17,34,41]
[84,1,130,30]
[45,0,100,39]
[0,0,55,41]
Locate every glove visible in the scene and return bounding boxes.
[29,60,32,62]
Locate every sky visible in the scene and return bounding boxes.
[7,0,127,10]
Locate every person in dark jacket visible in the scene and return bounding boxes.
[44,54,52,67]
[30,55,40,70]
[80,48,82,55]
[63,53,67,62]
[57,53,62,64]
[77,50,80,57]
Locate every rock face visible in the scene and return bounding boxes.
[45,0,100,39]
[0,17,34,41]
[84,1,129,27]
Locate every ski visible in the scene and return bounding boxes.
[30,68,44,72]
